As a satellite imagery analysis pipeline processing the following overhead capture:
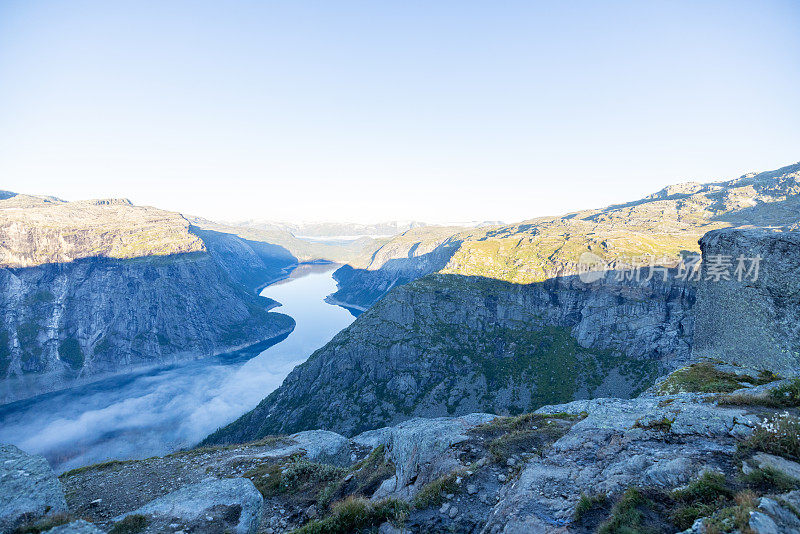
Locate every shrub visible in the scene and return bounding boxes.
[740,413,800,461]
[292,497,409,534]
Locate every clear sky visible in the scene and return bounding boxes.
[1,1,798,224]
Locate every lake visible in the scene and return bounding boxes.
[0,263,355,473]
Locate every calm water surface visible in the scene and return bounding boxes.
[0,264,354,473]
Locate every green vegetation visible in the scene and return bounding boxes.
[108,514,148,534]
[719,379,800,409]
[17,321,42,365]
[411,471,461,509]
[244,455,347,500]
[13,514,72,534]
[597,487,651,534]
[317,445,395,510]
[634,415,674,433]
[742,466,800,492]
[768,379,800,407]
[291,497,409,534]
[592,468,789,534]
[58,338,84,370]
[658,362,776,395]
[669,472,732,529]
[59,459,134,478]
[574,492,608,521]
[739,413,800,461]
[25,290,54,305]
[472,412,582,463]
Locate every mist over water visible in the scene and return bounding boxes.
[0,264,354,473]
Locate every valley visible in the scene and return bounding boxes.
[3,161,800,534]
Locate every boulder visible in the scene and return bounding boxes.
[356,413,496,499]
[113,478,262,534]
[0,443,67,533]
[694,228,800,377]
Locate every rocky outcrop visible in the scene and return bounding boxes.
[0,443,67,533]
[113,478,263,534]
[694,228,800,377]
[60,375,800,533]
[203,269,694,442]
[0,197,297,403]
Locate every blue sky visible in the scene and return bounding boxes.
[1,1,798,223]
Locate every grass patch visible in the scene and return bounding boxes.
[411,471,461,509]
[13,514,72,534]
[742,466,800,492]
[717,379,800,409]
[574,492,608,521]
[291,497,409,534]
[317,445,395,510]
[597,488,650,534]
[669,472,732,530]
[59,459,133,478]
[658,363,776,395]
[244,455,347,500]
[108,514,148,534]
[634,416,674,432]
[473,412,581,463]
[740,413,800,461]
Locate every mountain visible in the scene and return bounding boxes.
[0,194,296,403]
[203,161,800,444]
[332,161,800,310]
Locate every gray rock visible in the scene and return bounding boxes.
[749,510,780,534]
[488,395,756,532]
[758,496,800,531]
[0,443,67,534]
[695,228,800,377]
[750,453,800,481]
[44,520,105,533]
[358,413,495,499]
[114,478,262,534]
[448,506,459,518]
[466,484,478,495]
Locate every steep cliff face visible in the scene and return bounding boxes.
[204,270,694,441]
[694,228,800,377]
[206,222,800,444]
[0,195,296,403]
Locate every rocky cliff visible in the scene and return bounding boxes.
[694,227,800,377]
[204,268,695,441]
[204,224,800,446]
[0,195,296,403]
